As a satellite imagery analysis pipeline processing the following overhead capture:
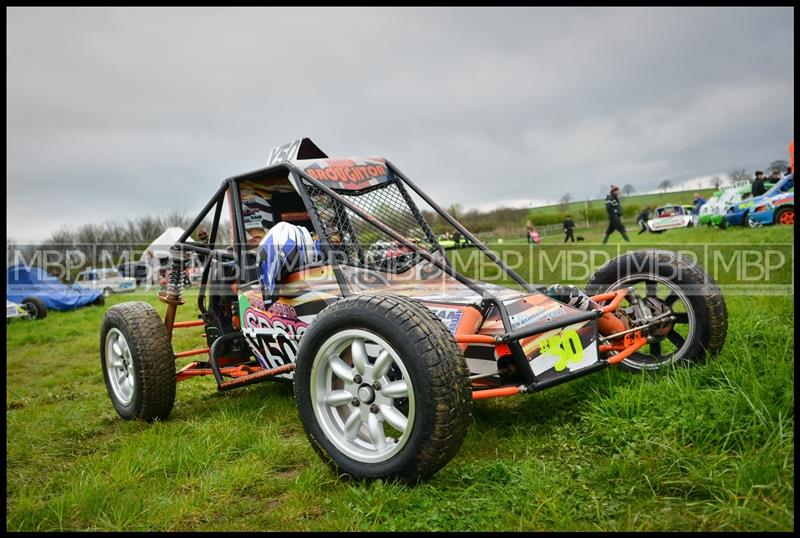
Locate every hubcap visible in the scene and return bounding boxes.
[105,328,135,405]
[606,275,696,370]
[357,385,375,404]
[310,329,415,464]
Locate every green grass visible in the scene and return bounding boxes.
[6,225,794,531]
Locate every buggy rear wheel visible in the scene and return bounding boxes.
[100,302,176,421]
[294,294,472,483]
[586,249,727,372]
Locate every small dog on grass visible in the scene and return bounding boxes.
[576,236,585,242]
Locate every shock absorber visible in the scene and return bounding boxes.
[166,254,186,303]
[158,247,189,340]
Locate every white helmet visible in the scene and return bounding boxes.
[257,222,319,295]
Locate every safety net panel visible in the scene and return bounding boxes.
[302,179,440,273]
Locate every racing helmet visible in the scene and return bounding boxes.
[257,222,320,296]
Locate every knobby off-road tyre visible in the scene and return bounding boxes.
[100,301,176,421]
[22,296,47,320]
[294,294,472,483]
[585,249,727,372]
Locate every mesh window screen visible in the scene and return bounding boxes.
[303,179,440,273]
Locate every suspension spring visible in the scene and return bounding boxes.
[166,253,187,302]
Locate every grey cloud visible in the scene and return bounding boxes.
[6,7,794,241]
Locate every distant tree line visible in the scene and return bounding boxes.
[7,210,227,269]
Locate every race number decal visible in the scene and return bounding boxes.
[267,139,302,166]
[529,324,598,377]
[538,329,584,371]
[241,307,308,370]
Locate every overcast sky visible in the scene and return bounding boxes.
[6,7,794,242]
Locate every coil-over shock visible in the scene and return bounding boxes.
[158,247,189,340]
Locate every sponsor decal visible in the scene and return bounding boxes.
[242,307,308,370]
[431,307,463,334]
[281,210,310,222]
[304,163,389,187]
[509,305,566,329]
[267,301,298,319]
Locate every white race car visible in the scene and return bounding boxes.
[646,204,698,232]
[6,298,48,322]
[73,267,138,297]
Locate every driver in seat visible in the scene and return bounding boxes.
[256,222,320,297]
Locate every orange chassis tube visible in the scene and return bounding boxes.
[169,288,646,396]
[465,288,646,401]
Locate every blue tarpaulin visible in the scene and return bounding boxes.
[6,264,102,311]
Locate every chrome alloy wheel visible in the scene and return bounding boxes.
[105,328,135,405]
[310,329,415,464]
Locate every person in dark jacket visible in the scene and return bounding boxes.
[636,206,651,234]
[602,185,630,244]
[751,171,767,197]
[563,215,575,243]
[692,193,706,215]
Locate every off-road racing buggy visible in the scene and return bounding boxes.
[100,138,728,483]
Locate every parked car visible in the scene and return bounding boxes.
[117,261,150,286]
[724,175,794,227]
[74,268,137,297]
[7,264,103,311]
[698,181,751,227]
[747,175,794,227]
[646,204,697,232]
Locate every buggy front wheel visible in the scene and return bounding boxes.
[100,302,176,421]
[294,294,472,483]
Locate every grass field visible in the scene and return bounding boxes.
[6,224,794,531]
[527,187,718,220]
[445,187,720,239]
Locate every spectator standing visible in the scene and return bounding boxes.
[601,185,630,244]
[752,171,767,197]
[636,206,651,235]
[692,193,706,215]
[453,230,462,247]
[563,215,575,243]
[525,220,535,244]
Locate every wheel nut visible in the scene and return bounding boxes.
[351,398,360,407]
[370,404,379,414]
[372,381,381,391]
[353,374,362,384]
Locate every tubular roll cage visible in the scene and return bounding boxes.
[164,160,645,399]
